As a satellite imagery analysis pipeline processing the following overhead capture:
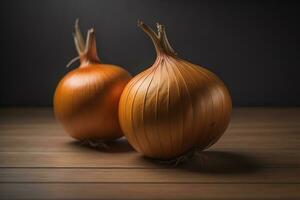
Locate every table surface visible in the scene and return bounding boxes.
[0,107,299,200]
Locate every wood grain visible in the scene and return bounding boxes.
[1,168,300,183]
[0,108,299,200]
[0,149,299,168]
[1,183,300,200]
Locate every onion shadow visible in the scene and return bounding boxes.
[68,137,134,153]
[142,150,263,174]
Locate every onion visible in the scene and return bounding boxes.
[119,21,232,159]
[54,20,131,141]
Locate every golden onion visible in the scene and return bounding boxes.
[119,21,232,159]
[54,20,131,141]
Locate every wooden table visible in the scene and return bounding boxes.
[0,108,299,199]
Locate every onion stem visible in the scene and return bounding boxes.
[84,28,100,63]
[71,19,100,66]
[157,23,177,56]
[138,20,177,57]
[66,56,80,68]
[74,19,85,53]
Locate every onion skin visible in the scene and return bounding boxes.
[119,22,232,159]
[54,21,131,141]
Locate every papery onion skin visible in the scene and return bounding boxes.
[119,22,232,159]
[54,21,131,141]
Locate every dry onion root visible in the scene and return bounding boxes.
[80,139,110,149]
[119,21,232,160]
[54,20,131,142]
[156,149,196,166]
[149,147,206,166]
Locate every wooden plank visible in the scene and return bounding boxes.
[0,137,135,152]
[2,127,300,140]
[0,149,299,168]
[0,168,299,183]
[0,183,299,200]
[0,134,299,153]
[1,123,300,136]
[0,108,299,199]
[0,151,143,168]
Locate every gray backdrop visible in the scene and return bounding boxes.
[0,0,299,106]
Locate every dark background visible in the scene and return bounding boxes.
[0,0,299,106]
